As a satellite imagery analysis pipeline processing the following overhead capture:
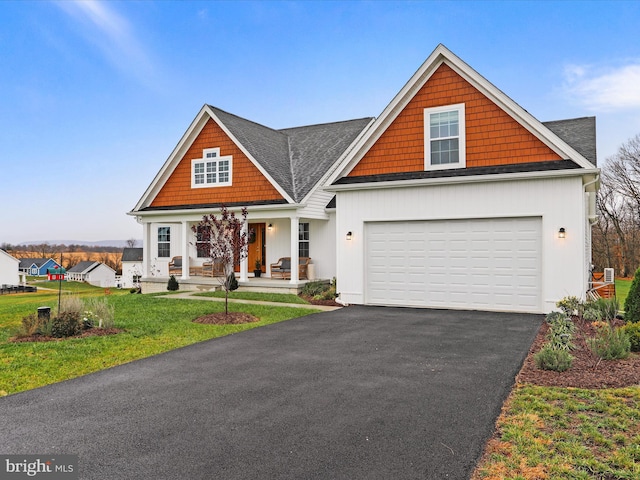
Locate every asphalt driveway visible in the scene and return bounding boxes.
[0,306,541,479]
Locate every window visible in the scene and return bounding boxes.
[299,223,310,258]
[196,226,210,258]
[191,148,232,188]
[158,227,170,258]
[424,103,465,170]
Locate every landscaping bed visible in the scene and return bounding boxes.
[517,318,640,389]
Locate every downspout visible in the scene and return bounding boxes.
[584,173,600,225]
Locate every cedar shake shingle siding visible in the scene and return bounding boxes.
[347,64,562,178]
[150,119,285,208]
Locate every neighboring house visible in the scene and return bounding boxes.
[130,44,599,313]
[120,247,143,289]
[66,261,116,288]
[0,250,20,286]
[18,258,61,276]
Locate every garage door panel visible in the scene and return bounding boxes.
[365,217,541,312]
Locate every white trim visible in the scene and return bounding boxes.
[424,103,466,170]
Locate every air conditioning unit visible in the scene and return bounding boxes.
[604,268,614,284]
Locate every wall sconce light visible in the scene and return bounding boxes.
[268,223,272,231]
[558,227,566,239]
[346,231,352,241]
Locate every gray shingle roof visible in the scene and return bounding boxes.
[208,106,373,202]
[543,117,597,166]
[18,258,53,269]
[67,261,99,274]
[122,248,143,262]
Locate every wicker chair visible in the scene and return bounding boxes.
[270,257,311,280]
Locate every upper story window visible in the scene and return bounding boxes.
[424,103,466,170]
[191,148,232,188]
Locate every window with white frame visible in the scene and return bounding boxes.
[299,223,310,258]
[158,227,171,258]
[424,103,466,170]
[191,148,232,188]
[195,225,210,258]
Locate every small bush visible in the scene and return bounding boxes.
[20,314,40,336]
[50,312,83,338]
[556,296,584,317]
[84,298,115,329]
[621,322,640,352]
[624,267,640,323]
[59,295,84,317]
[167,275,179,291]
[587,322,631,360]
[226,272,238,292]
[585,297,619,322]
[545,311,567,324]
[302,280,330,297]
[547,316,576,351]
[534,344,574,372]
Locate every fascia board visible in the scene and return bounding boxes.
[132,105,211,212]
[325,168,601,192]
[205,106,296,204]
[129,202,303,219]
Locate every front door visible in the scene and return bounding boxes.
[247,223,266,274]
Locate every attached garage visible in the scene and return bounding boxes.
[365,217,541,312]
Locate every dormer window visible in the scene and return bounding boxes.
[424,103,466,170]
[192,148,232,188]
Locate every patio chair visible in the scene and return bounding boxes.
[168,256,182,275]
[270,257,311,280]
[202,259,225,277]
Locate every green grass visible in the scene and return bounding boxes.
[616,278,632,308]
[0,286,319,396]
[194,290,309,304]
[473,385,640,480]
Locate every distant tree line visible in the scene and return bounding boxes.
[0,239,137,274]
[592,134,640,278]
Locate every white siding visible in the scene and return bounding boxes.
[0,251,20,286]
[336,176,588,313]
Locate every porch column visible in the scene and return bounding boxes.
[239,222,248,282]
[181,220,190,279]
[290,216,299,284]
[143,221,151,278]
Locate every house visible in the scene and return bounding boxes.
[120,247,143,289]
[0,250,20,286]
[18,258,61,276]
[130,44,599,313]
[66,261,116,288]
[47,267,66,281]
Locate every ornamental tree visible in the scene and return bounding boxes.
[192,206,249,315]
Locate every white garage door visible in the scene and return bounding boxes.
[365,217,541,312]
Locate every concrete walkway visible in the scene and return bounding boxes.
[160,290,342,311]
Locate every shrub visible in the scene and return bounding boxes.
[545,311,567,324]
[302,280,330,297]
[59,295,84,317]
[556,296,584,317]
[587,322,631,360]
[226,272,238,292]
[20,314,40,336]
[621,322,640,352]
[585,297,619,322]
[624,267,640,323]
[84,298,115,329]
[50,312,83,338]
[546,315,576,351]
[167,275,179,291]
[534,344,574,372]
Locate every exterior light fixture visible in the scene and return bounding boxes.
[558,227,566,239]
[346,231,352,240]
[268,223,272,231]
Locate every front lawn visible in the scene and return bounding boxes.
[616,278,632,307]
[0,289,319,396]
[473,385,640,479]
[194,290,309,304]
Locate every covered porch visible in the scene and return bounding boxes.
[140,275,327,295]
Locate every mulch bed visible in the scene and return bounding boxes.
[298,295,341,307]
[517,318,640,389]
[192,312,259,325]
[10,328,123,343]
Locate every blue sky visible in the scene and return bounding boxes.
[2,0,640,245]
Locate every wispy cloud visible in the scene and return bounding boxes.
[563,61,640,111]
[55,0,156,86]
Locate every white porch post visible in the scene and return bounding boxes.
[181,220,190,279]
[239,222,248,282]
[143,221,151,278]
[290,216,299,284]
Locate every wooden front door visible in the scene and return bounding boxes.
[247,223,266,274]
